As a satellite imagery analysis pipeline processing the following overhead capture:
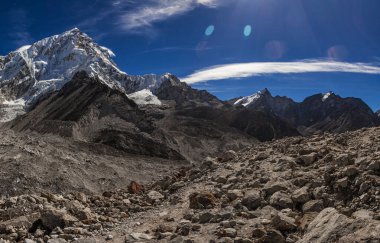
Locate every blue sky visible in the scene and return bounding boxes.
[0,0,380,110]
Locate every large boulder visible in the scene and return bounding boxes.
[299,208,380,243]
[40,207,78,231]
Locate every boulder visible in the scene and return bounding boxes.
[298,152,318,166]
[189,192,217,209]
[302,200,324,213]
[291,186,310,204]
[241,190,262,210]
[269,191,293,209]
[299,208,380,243]
[271,212,297,231]
[258,229,285,243]
[41,208,78,231]
[263,181,290,196]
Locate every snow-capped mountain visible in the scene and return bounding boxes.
[0,28,168,121]
[231,89,378,135]
[233,88,272,108]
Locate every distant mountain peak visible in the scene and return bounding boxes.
[233,88,272,107]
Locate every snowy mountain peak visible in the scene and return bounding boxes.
[0,29,174,122]
[234,88,271,107]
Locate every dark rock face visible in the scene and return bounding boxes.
[154,74,224,108]
[233,89,378,135]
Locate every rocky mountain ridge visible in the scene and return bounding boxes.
[232,89,378,135]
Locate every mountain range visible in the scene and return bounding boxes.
[0,29,379,162]
[231,89,379,135]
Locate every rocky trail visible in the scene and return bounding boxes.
[1,126,379,243]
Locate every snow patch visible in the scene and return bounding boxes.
[100,46,116,57]
[322,92,334,102]
[128,89,162,106]
[234,92,262,107]
[16,45,31,53]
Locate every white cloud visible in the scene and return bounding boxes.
[119,0,227,31]
[181,60,380,84]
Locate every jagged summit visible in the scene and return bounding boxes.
[233,88,271,107]
[0,29,173,122]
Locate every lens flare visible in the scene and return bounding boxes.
[244,25,252,37]
[205,25,215,36]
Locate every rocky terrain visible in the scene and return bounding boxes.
[0,126,379,242]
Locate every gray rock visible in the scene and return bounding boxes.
[41,207,78,231]
[272,212,297,231]
[198,212,214,223]
[147,190,164,201]
[291,186,310,204]
[241,189,262,210]
[260,229,285,243]
[223,228,237,238]
[299,152,318,166]
[270,191,293,209]
[335,177,349,189]
[299,208,380,243]
[367,161,380,171]
[263,181,290,196]
[302,200,324,213]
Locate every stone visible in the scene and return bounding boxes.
[344,166,359,176]
[129,181,144,194]
[66,200,93,221]
[299,208,380,243]
[263,181,290,196]
[223,228,237,238]
[252,228,266,238]
[129,233,153,240]
[351,209,374,220]
[302,200,324,213]
[41,208,78,231]
[24,239,36,243]
[299,152,318,166]
[198,212,214,224]
[271,212,297,231]
[189,192,216,209]
[259,229,285,243]
[147,190,164,201]
[220,150,237,162]
[269,191,293,209]
[176,221,192,236]
[335,177,349,188]
[297,212,318,231]
[47,239,67,243]
[367,161,380,171]
[291,186,310,204]
[241,189,261,210]
[226,189,244,201]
